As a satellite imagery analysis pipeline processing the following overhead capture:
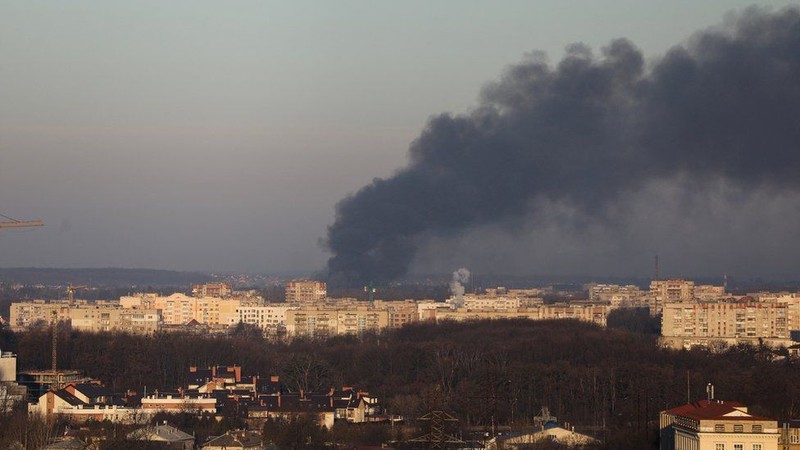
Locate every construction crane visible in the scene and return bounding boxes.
[66,284,88,304]
[0,212,44,229]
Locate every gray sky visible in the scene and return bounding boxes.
[1,1,798,276]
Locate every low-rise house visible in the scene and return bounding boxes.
[127,422,195,450]
[203,430,264,449]
[29,388,141,424]
[247,393,335,429]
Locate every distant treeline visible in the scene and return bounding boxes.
[3,315,800,449]
[0,267,212,287]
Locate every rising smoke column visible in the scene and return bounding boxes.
[450,268,471,307]
[325,7,800,287]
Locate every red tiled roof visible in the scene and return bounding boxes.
[664,400,771,421]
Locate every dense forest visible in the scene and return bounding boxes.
[2,313,800,448]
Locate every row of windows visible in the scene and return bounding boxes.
[715,444,761,450]
[713,424,762,433]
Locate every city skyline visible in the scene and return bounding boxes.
[2,1,800,280]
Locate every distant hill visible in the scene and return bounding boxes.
[0,267,212,287]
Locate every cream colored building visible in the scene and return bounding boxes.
[9,301,72,331]
[120,293,242,327]
[650,279,697,314]
[286,305,389,338]
[192,282,232,298]
[69,305,161,334]
[233,305,297,330]
[285,280,327,303]
[660,400,778,450]
[660,300,791,350]
[434,303,609,327]
[459,295,521,310]
[588,284,645,307]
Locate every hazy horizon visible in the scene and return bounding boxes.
[3,1,800,280]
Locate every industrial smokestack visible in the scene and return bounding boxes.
[325,7,800,286]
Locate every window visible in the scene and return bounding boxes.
[734,424,743,433]
[792,435,799,444]
[752,444,762,450]
[752,424,762,433]
[715,424,725,432]
[716,444,725,450]
[733,444,743,450]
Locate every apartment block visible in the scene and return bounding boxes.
[286,305,389,338]
[660,300,792,349]
[120,293,242,327]
[192,282,232,298]
[9,301,72,331]
[233,305,297,330]
[285,280,327,303]
[587,284,646,308]
[434,303,609,327]
[650,279,697,315]
[69,305,161,334]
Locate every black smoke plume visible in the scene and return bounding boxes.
[325,7,800,286]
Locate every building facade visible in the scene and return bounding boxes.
[660,300,792,350]
[285,281,327,303]
[660,400,778,450]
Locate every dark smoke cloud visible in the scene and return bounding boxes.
[325,7,800,286]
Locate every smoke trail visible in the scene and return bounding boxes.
[449,268,470,307]
[325,7,800,286]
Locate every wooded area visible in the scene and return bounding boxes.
[2,314,799,448]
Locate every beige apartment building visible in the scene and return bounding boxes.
[660,400,778,450]
[233,305,297,330]
[650,279,697,314]
[286,305,389,338]
[192,282,232,298]
[460,295,521,310]
[69,305,161,334]
[120,293,242,327]
[660,300,791,350]
[285,280,327,303]
[9,301,72,331]
[435,303,610,327]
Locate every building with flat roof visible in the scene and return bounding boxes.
[285,280,327,303]
[660,300,792,350]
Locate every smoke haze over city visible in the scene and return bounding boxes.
[326,7,800,285]
[2,2,800,282]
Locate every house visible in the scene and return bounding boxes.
[63,382,113,405]
[247,393,335,429]
[29,387,141,424]
[660,399,779,450]
[203,430,264,449]
[127,422,195,450]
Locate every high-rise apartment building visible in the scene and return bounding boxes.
[285,281,327,303]
[650,279,697,315]
[660,300,791,349]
